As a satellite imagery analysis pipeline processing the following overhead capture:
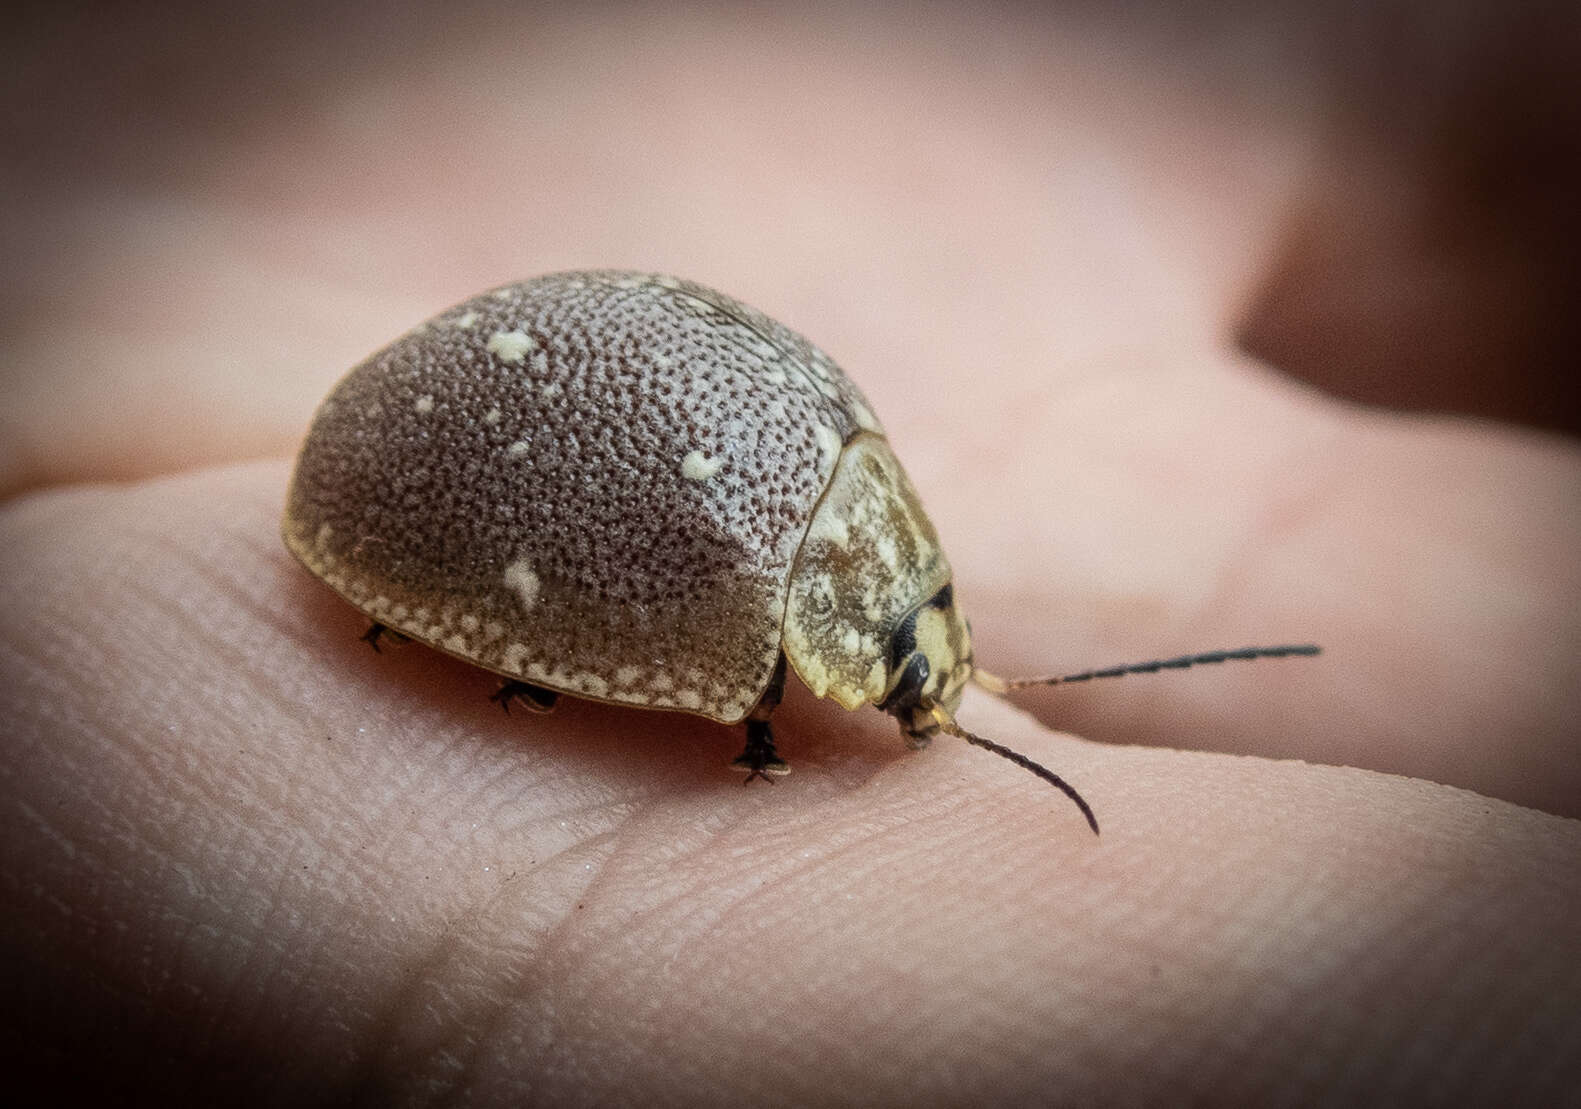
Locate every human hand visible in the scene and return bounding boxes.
[4,5,1577,1104]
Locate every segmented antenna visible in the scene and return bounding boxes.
[931,709,1100,835]
[976,644,1320,693]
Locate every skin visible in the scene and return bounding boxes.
[3,3,1578,1104]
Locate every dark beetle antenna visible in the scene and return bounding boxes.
[930,708,1100,835]
[951,644,1321,834]
[974,644,1321,694]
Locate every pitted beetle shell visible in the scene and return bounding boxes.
[284,270,951,723]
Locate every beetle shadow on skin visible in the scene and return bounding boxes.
[286,584,900,800]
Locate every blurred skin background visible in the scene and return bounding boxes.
[4,0,1578,483]
[2,0,1578,1103]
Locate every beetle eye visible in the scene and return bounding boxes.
[879,653,930,715]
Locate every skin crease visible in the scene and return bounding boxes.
[2,3,1579,1104]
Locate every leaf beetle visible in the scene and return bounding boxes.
[284,270,1319,833]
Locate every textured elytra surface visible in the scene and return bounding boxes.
[284,270,890,723]
[783,437,952,710]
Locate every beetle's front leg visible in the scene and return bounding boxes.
[732,654,790,783]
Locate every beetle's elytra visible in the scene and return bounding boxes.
[286,270,1320,833]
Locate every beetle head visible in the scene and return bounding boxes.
[878,582,973,747]
[876,581,1101,835]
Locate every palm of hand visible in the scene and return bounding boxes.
[3,9,1578,1104]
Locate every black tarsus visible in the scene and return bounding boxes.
[734,654,790,783]
[360,622,411,653]
[490,680,560,715]
[732,719,789,784]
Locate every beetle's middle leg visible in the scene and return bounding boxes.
[491,680,560,714]
[732,654,790,783]
[360,622,411,653]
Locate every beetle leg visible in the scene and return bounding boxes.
[360,622,411,653]
[491,680,560,715]
[733,654,790,782]
[732,720,790,783]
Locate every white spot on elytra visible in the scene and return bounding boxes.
[677,689,702,710]
[503,559,541,611]
[841,628,861,654]
[414,394,434,414]
[541,382,562,400]
[444,634,467,653]
[483,407,502,426]
[453,310,479,328]
[314,523,333,548]
[681,450,723,481]
[615,666,641,686]
[508,440,530,456]
[763,367,788,386]
[487,329,535,364]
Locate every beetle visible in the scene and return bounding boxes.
[284,270,1318,834]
